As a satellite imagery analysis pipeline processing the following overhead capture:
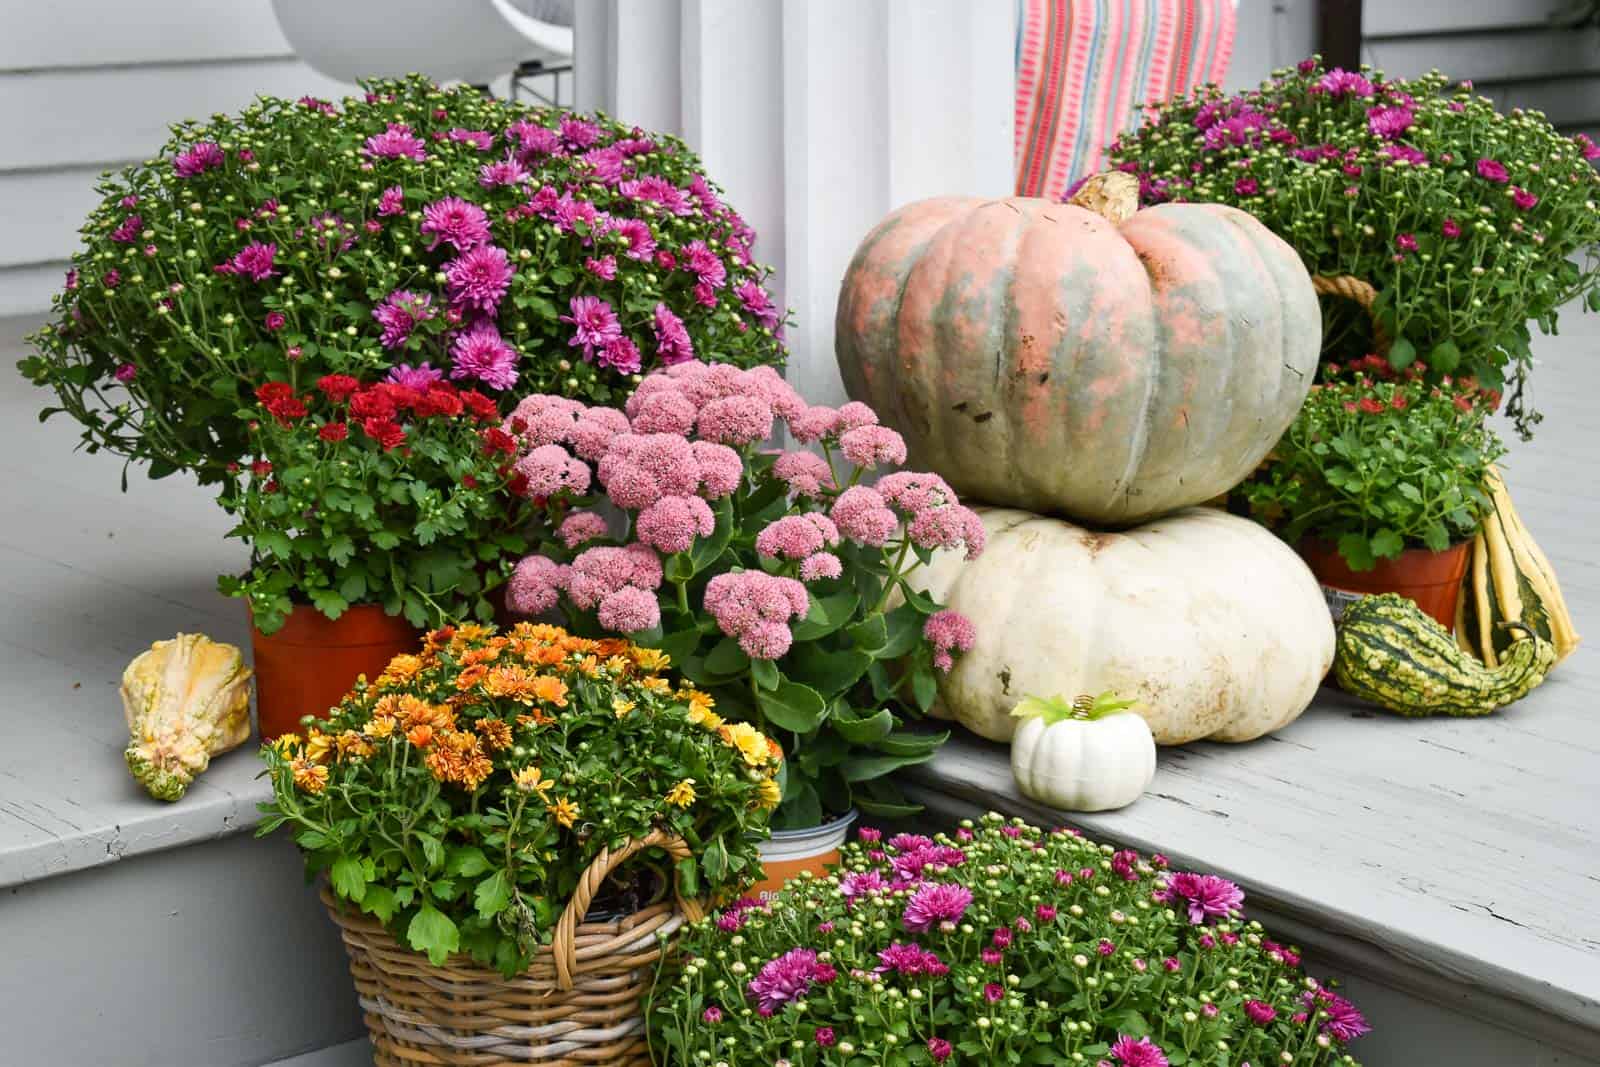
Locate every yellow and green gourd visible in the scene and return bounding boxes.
[1335,593,1554,717]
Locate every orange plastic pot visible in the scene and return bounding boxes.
[1296,538,1471,629]
[250,603,422,740]
[748,811,857,901]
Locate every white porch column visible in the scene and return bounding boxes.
[577,0,1015,407]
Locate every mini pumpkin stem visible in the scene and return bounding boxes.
[1065,171,1139,224]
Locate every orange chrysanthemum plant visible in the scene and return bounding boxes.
[259,621,782,975]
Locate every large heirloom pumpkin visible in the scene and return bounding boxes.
[908,507,1334,745]
[835,175,1320,525]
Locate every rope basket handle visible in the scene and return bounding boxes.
[1311,274,1390,357]
[553,828,706,991]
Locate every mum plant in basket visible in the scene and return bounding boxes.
[20,73,785,487]
[221,374,530,633]
[1109,58,1600,437]
[1239,374,1504,572]
[497,362,985,828]
[260,621,781,976]
[652,813,1370,1066]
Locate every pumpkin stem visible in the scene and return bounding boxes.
[1065,172,1139,224]
[1013,690,1139,725]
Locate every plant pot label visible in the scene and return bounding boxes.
[1319,583,1364,624]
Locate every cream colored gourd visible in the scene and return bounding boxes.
[910,507,1334,745]
[1010,693,1155,812]
[122,632,253,801]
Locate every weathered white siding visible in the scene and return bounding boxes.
[0,1,352,317]
[576,0,1016,408]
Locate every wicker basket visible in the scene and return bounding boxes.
[321,829,706,1065]
[1312,273,1389,357]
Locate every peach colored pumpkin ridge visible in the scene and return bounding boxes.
[835,173,1321,526]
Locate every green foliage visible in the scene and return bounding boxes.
[1110,58,1600,438]
[1238,379,1504,570]
[217,381,530,633]
[258,623,779,977]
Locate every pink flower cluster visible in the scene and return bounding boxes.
[704,571,809,659]
[901,883,973,932]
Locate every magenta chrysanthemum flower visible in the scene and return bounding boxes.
[585,254,618,281]
[1442,218,1463,239]
[621,175,692,215]
[110,214,143,243]
[372,290,435,349]
[548,192,601,234]
[447,128,493,150]
[422,197,492,252]
[582,145,628,185]
[559,115,600,149]
[651,303,695,365]
[902,882,973,932]
[831,486,899,547]
[701,1004,722,1024]
[173,141,224,177]
[217,242,278,281]
[635,494,715,554]
[505,555,567,615]
[1577,133,1600,160]
[450,321,520,391]
[387,362,444,391]
[364,123,427,161]
[561,295,623,355]
[927,1037,953,1064]
[1233,177,1259,197]
[874,942,948,977]
[114,363,137,383]
[1159,872,1245,924]
[1394,233,1418,254]
[1110,1034,1169,1067]
[599,336,643,374]
[1244,999,1278,1025]
[1511,186,1539,210]
[746,948,824,1015]
[681,239,728,289]
[735,280,780,330]
[557,511,610,549]
[445,244,513,316]
[1366,105,1414,140]
[1380,143,1427,166]
[1316,69,1374,98]
[1305,989,1372,1042]
[508,119,562,157]
[1476,158,1510,183]
[613,218,657,262]
[378,185,406,216]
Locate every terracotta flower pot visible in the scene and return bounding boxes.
[250,603,422,741]
[1296,538,1472,629]
[748,810,857,901]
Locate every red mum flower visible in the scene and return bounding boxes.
[318,421,350,442]
[362,418,406,450]
[316,375,361,402]
[460,389,499,422]
[481,426,518,456]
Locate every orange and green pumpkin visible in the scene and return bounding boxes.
[834,174,1321,526]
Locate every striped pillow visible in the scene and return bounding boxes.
[1015,0,1236,198]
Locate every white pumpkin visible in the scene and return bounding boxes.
[910,507,1334,745]
[1010,694,1156,812]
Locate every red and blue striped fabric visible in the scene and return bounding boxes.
[1015,0,1235,198]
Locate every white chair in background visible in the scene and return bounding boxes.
[269,0,573,88]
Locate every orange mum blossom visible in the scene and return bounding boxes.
[454,663,489,691]
[303,728,335,765]
[261,620,782,978]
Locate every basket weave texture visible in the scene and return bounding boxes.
[321,829,706,1065]
[1311,273,1389,356]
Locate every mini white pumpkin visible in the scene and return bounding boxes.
[1009,693,1156,812]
